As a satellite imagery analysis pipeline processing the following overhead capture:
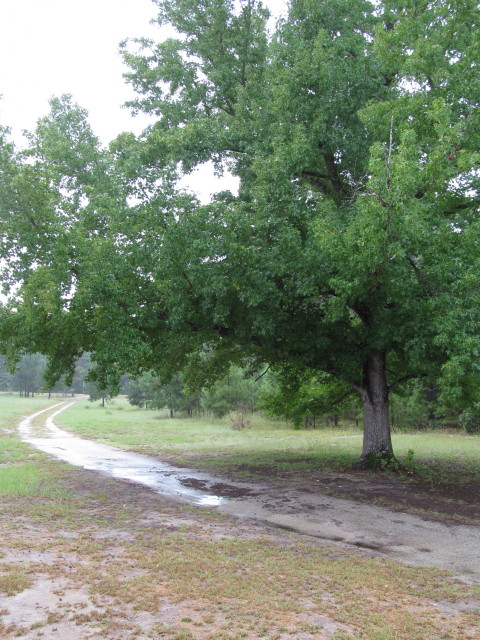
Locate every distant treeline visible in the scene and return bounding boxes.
[0,353,121,399]
[1,354,478,433]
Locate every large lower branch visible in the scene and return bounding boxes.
[388,372,426,393]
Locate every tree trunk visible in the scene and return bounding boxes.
[355,350,395,468]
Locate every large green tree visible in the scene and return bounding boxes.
[1,0,479,466]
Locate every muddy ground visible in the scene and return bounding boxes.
[1,463,480,640]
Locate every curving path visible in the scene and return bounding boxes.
[19,402,480,583]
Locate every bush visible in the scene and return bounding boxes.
[459,406,480,433]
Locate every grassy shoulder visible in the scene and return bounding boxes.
[56,398,480,524]
[0,396,479,640]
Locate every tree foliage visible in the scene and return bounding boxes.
[201,365,263,417]
[1,1,479,466]
[258,366,356,428]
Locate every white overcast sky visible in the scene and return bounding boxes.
[0,0,286,199]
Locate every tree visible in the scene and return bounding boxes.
[126,373,161,409]
[258,367,358,429]
[1,1,479,467]
[84,363,120,406]
[201,365,262,417]
[0,356,11,391]
[10,353,47,397]
[126,372,201,415]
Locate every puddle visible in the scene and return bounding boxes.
[19,402,228,506]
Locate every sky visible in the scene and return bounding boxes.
[0,0,286,199]
[0,0,160,144]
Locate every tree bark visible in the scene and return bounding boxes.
[354,350,395,468]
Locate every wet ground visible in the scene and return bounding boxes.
[20,402,480,584]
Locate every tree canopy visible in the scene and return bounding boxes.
[1,0,479,466]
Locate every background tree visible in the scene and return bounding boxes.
[201,365,262,418]
[84,376,119,407]
[0,356,12,391]
[126,372,201,415]
[126,373,161,409]
[10,354,47,397]
[259,367,358,429]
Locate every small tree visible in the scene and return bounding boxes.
[259,367,357,429]
[11,354,47,397]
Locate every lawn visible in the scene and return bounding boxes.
[0,395,479,639]
[58,398,480,504]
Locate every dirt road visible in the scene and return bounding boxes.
[20,402,480,583]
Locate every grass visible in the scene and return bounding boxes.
[0,463,41,497]
[58,399,363,469]
[57,398,480,485]
[0,395,76,518]
[0,394,55,430]
[0,395,478,639]
[0,571,32,596]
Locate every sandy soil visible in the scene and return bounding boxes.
[2,466,479,640]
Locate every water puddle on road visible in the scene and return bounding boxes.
[19,402,229,506]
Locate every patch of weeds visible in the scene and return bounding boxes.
[404,448,415,474]
[0,438,34,465]
[46,612,61,624]
[30,621,44,630]
[71,610,106,624]
[0,463,41,497]
[0,622,28,637]
[27,501,75,522]
[202,614,215,624]
[0,571,32,596]
[149,622,176,637]
[173,631,194,640]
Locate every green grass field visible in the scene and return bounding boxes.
[57,397,480,485]
[0,394,54,429]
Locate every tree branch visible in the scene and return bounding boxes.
[323,152,347,196]
[388,373,425,393]
[255,364,271,382]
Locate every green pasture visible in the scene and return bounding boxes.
[0,394,57,468]
[57,397,480,485]
[0,395,72,504]
[0,394,54,429]
[58,398,363,470]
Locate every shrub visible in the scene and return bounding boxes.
[459,406,480,433]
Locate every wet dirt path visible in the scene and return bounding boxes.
[20,402,480,583]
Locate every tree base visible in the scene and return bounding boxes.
[352,451,402,471]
